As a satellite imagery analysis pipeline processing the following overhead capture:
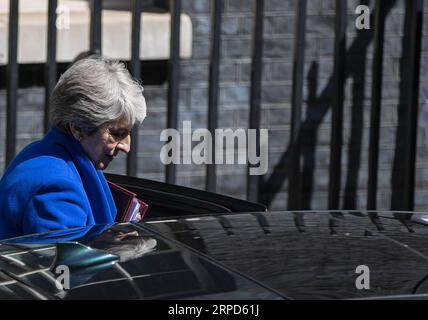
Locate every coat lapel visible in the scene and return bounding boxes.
[47,128,117,223]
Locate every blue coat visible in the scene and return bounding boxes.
[0,127,117,240]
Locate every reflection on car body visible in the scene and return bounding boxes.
[2,210,428,299]
[0,221,282,300]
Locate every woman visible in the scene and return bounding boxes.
[0,56,147,240]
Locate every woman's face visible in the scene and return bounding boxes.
[78,123,132,170]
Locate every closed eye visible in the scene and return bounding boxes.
[109,128,131,141]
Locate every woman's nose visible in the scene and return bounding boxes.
[116,135,131,154]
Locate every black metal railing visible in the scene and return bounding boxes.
[165,0,181,185]
[206,0,222,193]
[367,0,386,211]
[2,0,425,211]
[287,0,307,210]
[328,0,347,210]
[402,0,424,210]
[6,0,19,166]
[90,0,102,55]
[127,0,143,177]
[44,0,57,134]
[247,0,264,202]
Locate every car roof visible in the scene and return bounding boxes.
[2,210,428,299]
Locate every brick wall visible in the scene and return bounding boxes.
[1,0,428,212]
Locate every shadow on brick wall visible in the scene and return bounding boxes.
[260,0,404,211]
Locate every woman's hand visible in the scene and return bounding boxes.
[90,230,140,245]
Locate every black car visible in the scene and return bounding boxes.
[1,174,428,300]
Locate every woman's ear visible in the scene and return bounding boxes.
[69,123,84,141]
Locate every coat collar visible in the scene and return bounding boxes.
[45,127,117,223]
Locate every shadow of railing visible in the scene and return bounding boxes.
[260,0,399,209]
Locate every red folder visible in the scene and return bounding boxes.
[107,181,149,222]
